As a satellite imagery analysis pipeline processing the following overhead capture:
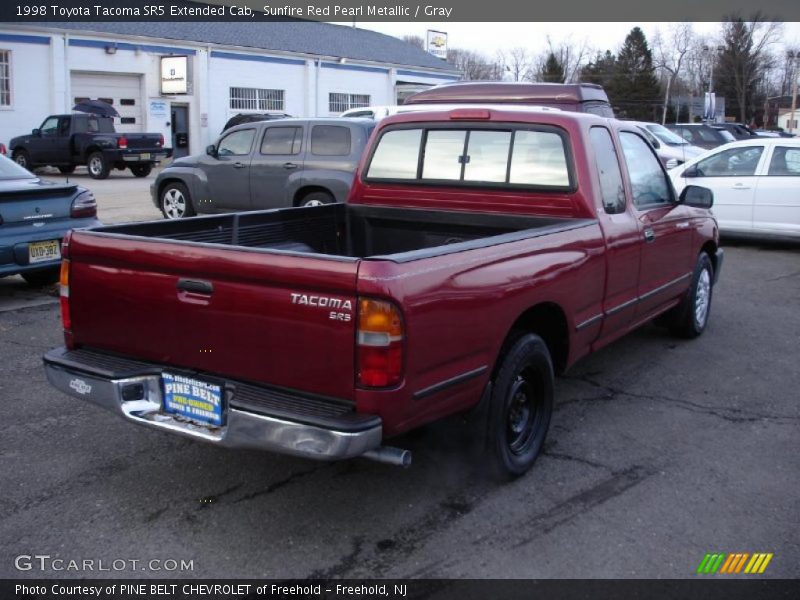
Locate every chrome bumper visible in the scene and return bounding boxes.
[43,350,382,462]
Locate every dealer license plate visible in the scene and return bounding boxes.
[140,153,151,160]
[162,372,224,427]
[28,240,61,264]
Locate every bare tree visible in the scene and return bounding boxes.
[543,37,591,83]
[447,48,503,81]
[653,23,694,124]
[497,47,533,82]
[402,34,425,50]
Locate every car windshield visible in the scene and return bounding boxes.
[646,124,690,146]
[0,155,35,179]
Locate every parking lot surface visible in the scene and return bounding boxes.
[1,232,798,578]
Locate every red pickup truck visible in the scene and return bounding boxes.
[43,108,722,479]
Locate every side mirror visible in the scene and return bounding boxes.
[32,128,41,136]
[205,144,217,157]
[682,165,700,178]
[680,185,713,209]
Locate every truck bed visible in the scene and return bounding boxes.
[94,204,594,261]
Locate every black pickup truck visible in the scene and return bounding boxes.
[10,114,170,179]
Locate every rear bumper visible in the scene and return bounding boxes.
[0,219,101,277]
[43,347,382,461]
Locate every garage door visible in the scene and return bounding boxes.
[70,72,143,134]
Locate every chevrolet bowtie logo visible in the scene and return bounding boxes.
[697,552,774,574]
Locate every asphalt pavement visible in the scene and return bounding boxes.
[0,172,798,579]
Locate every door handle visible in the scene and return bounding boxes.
[177,279,214,295]
[732,183,750,190]
[283,162,298,170]
[232,162,247,169]
[643,228,656,243]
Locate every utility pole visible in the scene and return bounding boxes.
[789,50,798,134]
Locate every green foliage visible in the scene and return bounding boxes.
[540,52,565,83]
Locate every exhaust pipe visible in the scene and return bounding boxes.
[363,446,412,468]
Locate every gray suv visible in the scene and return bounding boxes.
[152,118,375,219]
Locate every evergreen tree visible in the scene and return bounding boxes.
[540,52,565,83]
[580,50,617,89]
[611,27,662,120]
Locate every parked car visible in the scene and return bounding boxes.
[9,113,170,179]
[45,108,721,480]
[629,121,705,169]
[665,123,737,150]
[670,138,800,240]
[222,112,293,132]
[402,82,615,117]
[714,123,758,140]
[0,154,100,286]
[152,118,375,219]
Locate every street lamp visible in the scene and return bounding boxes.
[788,50,799,134]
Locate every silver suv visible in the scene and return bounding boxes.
[152,118,375,219]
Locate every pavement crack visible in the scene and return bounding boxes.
[766,269,800,282]
[308,536,364,579]
[233,464,330,503]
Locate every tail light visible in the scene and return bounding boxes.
[70,190,97,218]
[157,134,164,147]
[60,234,73,348]
[117,136,128,149]
[356,298,404,388]
[0,143,6,155]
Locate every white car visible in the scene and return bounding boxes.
[670,138,800,240]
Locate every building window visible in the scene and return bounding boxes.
[229,87,285,111]
[0,50,11,106]
[329,93,370,114]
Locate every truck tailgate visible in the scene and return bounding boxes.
[67,232,359,400]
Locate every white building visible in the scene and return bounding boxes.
[0,21,459,156]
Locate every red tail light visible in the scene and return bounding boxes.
[70,190,97,218]
[356,298,404,388]
[157,134,164,147]
[60,259,73,347]
[117,136,128,149]
[0,143,6,155]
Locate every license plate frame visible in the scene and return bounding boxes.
[28,240,61,264]
[162,372,224,427]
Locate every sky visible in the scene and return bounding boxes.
[333,21,800,59]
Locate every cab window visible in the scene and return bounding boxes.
[619,131,672,208]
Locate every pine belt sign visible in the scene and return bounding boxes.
[161,56,188,95]
[426,30,448,60]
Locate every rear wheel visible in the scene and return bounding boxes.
[483,333,554,480]
[160,182,195,219]
[57,165,76,174]
[22,268,60,287]
[13,150,31,170]
[87,152,110,179]
[299,190,334,207]
[130,164,152,178]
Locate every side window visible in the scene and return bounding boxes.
[767,147,800,176]
[260,127,301,155]
[86,118,101,133]
[619,131,672,209]
[40,117,58,135]
[58,117,71,136]
[367,129,422,179]
[217,128,255,156]
[311,125,351,156]
[695,146,763,177]
[676,128,693,143]
[589,127,626,215]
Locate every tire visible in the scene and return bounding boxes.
[160,182,195,219]
[13,150,31,170]
[87,152,110,179]
[483,333,554,480]
[22,268,60,287]
[668,252,714,339]
[299,190,335,207]
[58,165,76,174]
[130,164,152,178]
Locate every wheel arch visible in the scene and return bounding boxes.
[700,240,719,275]
[292,185,336,206]
[496,302,570,377]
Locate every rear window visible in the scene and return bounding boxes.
[366,125,572,188]
[311,125,351,156]
[0,154,35,179]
